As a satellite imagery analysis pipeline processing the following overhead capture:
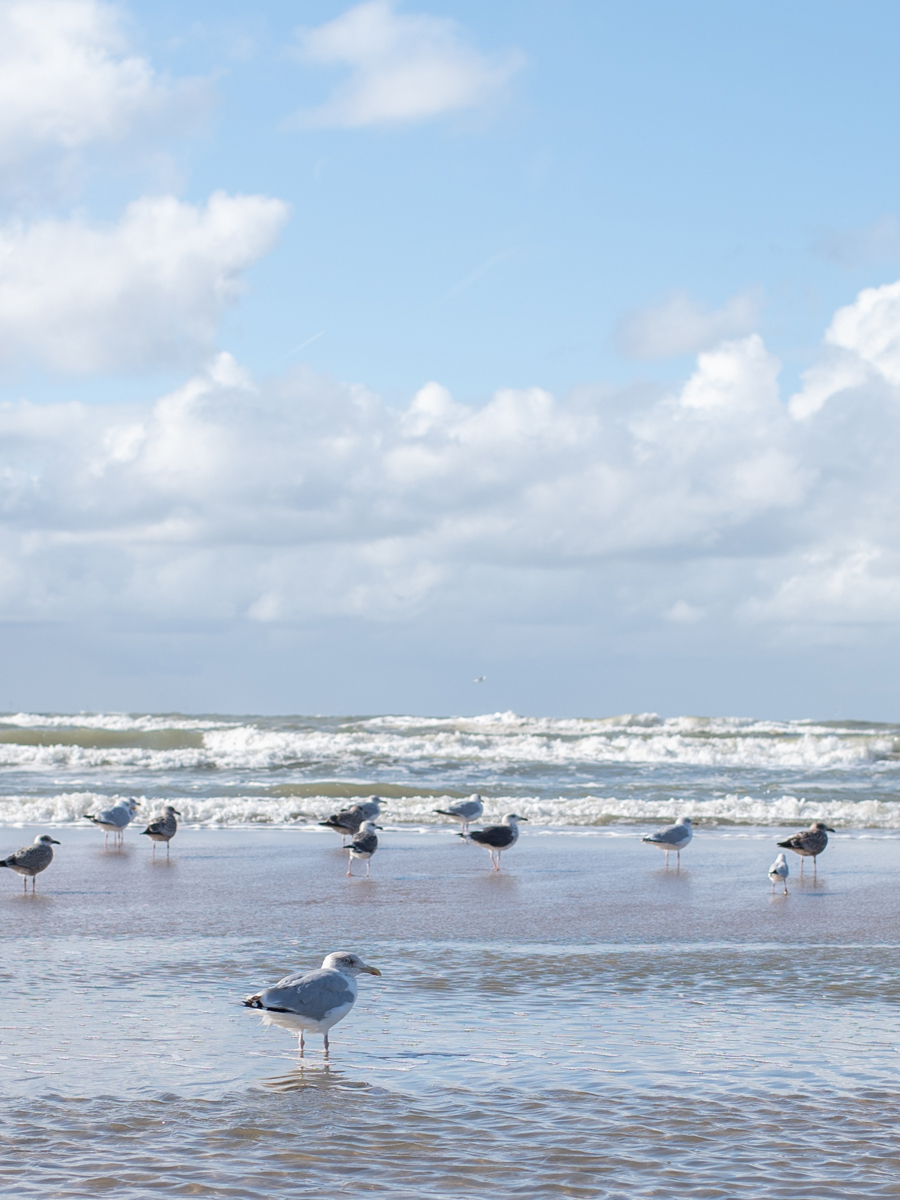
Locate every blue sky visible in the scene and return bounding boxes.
[2,0,900,718]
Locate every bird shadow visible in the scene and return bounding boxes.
[258,1062,375,1094]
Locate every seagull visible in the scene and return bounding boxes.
[0,834,60,892]
[243,951,381,1055]
[462,813,527,870]
[768,852,789,894]
[433,793,484,834]
[347,821,381,877]
[141,806,181,856]
[473,675,487,683]
[319,797,383,845]
[777,821,834,875]
[84,798,139,846]
[642,816,693,867]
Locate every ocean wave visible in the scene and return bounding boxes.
[2,790,900,829]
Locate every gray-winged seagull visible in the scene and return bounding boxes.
[319,797,383,844]
[642,816,693,866]
[0,834,60,891]
[84,798,139,846]
[347,821,380,876]
[433,793,484,834]
[243,951,381,1054]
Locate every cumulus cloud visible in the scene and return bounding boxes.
[0,192,289,372]
[1,274,900,644]
[0,0,208,196]
[615,287,761,360]
[290,0,522,127]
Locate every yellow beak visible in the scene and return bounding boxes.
[363,965,382,976]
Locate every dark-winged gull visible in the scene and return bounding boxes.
[463,813,527,870]
[319,796,383,844]
[243,951,381,1054]
[84,798,139,846]
[141,806,181,856]
[0,834,60,892]
[642,816,693,866]
[777,820,834,875]
[768,852,789,894]
[434,793,484,834]
[347,821,381,876]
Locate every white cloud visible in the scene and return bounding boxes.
[789,278,900,418]
[0,192,289,372]
[0,0,208,195]
[2,275,900,646]
[615,287,761,360]
[290,0,522,127]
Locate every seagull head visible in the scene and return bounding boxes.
[35,835,60,845]
[676,816,693,826]
[165,806,182,816]
[359,821,382,832]
[809,821,835,832]
[504,813,528,824]
[321,952,382,977]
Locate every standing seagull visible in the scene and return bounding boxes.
[319,797,383,845]
[463,813,527,870]
[433,793,484,834]
[84,798,139,846]
[347,821,380,876]
[768,852,790,894]
[243,951,381,1055]
[777,821,834,876]
[141,806,181,856]
[642,816,693,867]
[0,834,60,892]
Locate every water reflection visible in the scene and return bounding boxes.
[259,1061,376,1094]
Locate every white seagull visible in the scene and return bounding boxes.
[243,951,381,1055]
[768,852,789,894]
[433,793,484,834]
[84,798,140,846]
[641,816,693,866]
[0,834,60,892]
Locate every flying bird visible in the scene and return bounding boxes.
[776,821,834,875]
[319,797,383,844]
[141,806,181,856]
[243,951,381,1055]
[641,816,693,867]
[434,794,484,834]
[768,852,789,894]
[347,821,381,877]
[473,675,487,683]
[84,799,139,846]
[0,834,60,892]
[462,812,527,870]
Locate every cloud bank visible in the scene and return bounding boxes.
[616,288,762,360]
[1,279,899,647]
[291,0,522,127]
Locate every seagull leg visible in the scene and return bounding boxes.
[813,855,817,878]
[783,881,789,895]
[323,1033,330,1057]
[22,876,26,893]
[365,860,370,877]
[298,1032,305,1057]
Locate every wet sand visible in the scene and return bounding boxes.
[2,825,900,1197]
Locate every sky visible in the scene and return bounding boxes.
[2,0,900,719]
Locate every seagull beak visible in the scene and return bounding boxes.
[362,965,382,976]
[50,839,61,845]
[825,826,835,832]
[174,810,182,816]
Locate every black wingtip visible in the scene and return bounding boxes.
[242,996,263,1008]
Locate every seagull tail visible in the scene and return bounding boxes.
[0,860,9,869]
[776,839,793,849]
[242,994,264,1008]
[434,809,454,816]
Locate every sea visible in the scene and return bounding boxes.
[2,709,900,1198]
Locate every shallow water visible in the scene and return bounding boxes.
[2,826,900,1197]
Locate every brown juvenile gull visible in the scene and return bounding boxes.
[141,806,181,856]
[243,951,381,1055]
[768,852,789,894]
[346,820,381,877]
[641,816,693,867]
[0,834,60,892]
[319,796,383,845]
[777,821,834,875]
[433,793,484,834]
[462,812,527,870]
[84,798,139,846]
